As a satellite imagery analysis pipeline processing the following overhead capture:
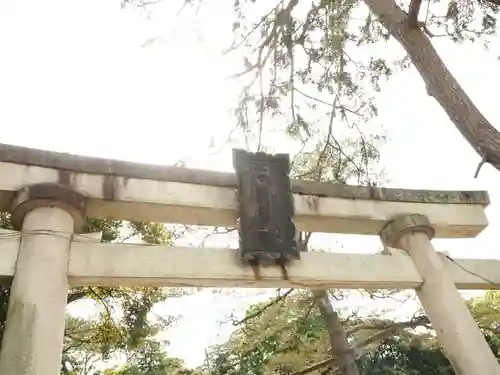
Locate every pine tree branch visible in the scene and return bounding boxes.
[67,290,88,304]
[300,231,359,375]
[312,290,359,375]
[234,288,295,325]
[291,317,431,375]
[407,0,423,27]
[364,0,500,177]
[291,356,337,375]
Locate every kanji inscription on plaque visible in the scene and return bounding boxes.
[232,149,299,264]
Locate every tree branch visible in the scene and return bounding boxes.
[291,316,431,375]
[291,356,337,375]
[312,290,359,375]
[234,288,294,325]
[200,227,236,247]
[474,155,487,178]
[364,0,500,177]
[407,0,423,27]
[67,290,88,304]
[299,231,359,375]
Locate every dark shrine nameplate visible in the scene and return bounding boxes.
[232,149,299,265]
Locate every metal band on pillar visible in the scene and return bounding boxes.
[380,214,435,249]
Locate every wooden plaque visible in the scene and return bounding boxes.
[232,149,299,264]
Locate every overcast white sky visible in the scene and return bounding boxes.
[1,0,500,368]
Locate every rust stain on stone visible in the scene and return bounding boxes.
[10,182,87,233]
[58,170,71,186]
[249,260,261,279]
[102,175,117,201]
[306,195,319,212]
[28,183,85,211]
[277,260,290,280]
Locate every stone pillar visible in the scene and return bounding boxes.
[380,214,500,375]
[0,183,86,375]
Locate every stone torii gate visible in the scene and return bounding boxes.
[0,143,499,375]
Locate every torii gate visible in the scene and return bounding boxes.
[0,143,499,375]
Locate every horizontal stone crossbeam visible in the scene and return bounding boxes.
[0,230,498,289]
[0,143,491,238]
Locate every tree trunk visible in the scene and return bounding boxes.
[300,233,359,375]
[312,289,360,375]
[364,0,500,174]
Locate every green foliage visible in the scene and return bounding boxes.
[206,290,333,374]
[130,0,500,185]
[358,336,453,374]
[222,0,499,130]
[206,291,500,375]
[61,218,179,373]
[221,0,389,158]
[0,214,189,374]
[103,340,202,375]
[359,328,500,374]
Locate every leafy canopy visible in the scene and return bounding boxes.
[206,290,500,374]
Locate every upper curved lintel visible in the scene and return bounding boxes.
[0,143,490,207]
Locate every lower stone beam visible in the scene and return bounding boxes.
[0,235,498,289]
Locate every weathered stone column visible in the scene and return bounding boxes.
[0,183,86,375]
[380,214,500,375]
